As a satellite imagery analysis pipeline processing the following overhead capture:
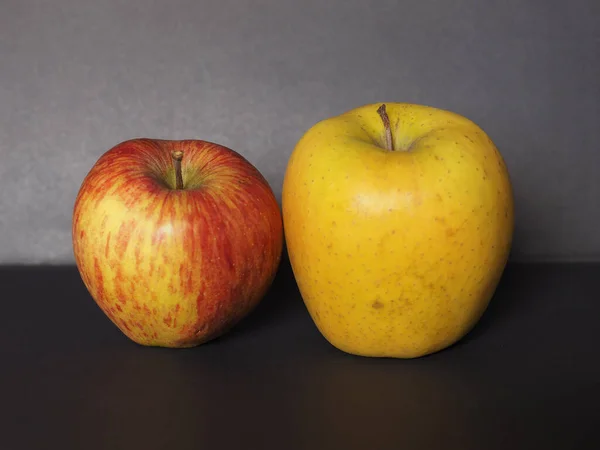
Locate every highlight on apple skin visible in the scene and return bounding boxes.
[72,138,283,348]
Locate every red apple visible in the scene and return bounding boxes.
[72,139,283,347]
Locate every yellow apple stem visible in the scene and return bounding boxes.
[172,151,184,190]
[377,104,394,151]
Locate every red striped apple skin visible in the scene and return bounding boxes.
[72,139,283,347]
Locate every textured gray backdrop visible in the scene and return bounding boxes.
[0,0,598,263]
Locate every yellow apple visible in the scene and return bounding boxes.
[282,103,514,358]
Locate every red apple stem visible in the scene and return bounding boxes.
[172,151,184,190]
[377,104,394,151]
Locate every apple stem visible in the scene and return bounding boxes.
[377,104,394,151]
[172,151,184,190]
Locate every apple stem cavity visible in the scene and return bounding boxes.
[377,104,394,151]
[172,151,184,190]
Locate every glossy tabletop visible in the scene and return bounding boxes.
[2,262,599,450]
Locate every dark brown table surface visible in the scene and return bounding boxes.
[2,261,599,450]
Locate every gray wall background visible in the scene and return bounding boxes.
[0,0,598,264]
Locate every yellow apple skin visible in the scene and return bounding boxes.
[282,103,514,358]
